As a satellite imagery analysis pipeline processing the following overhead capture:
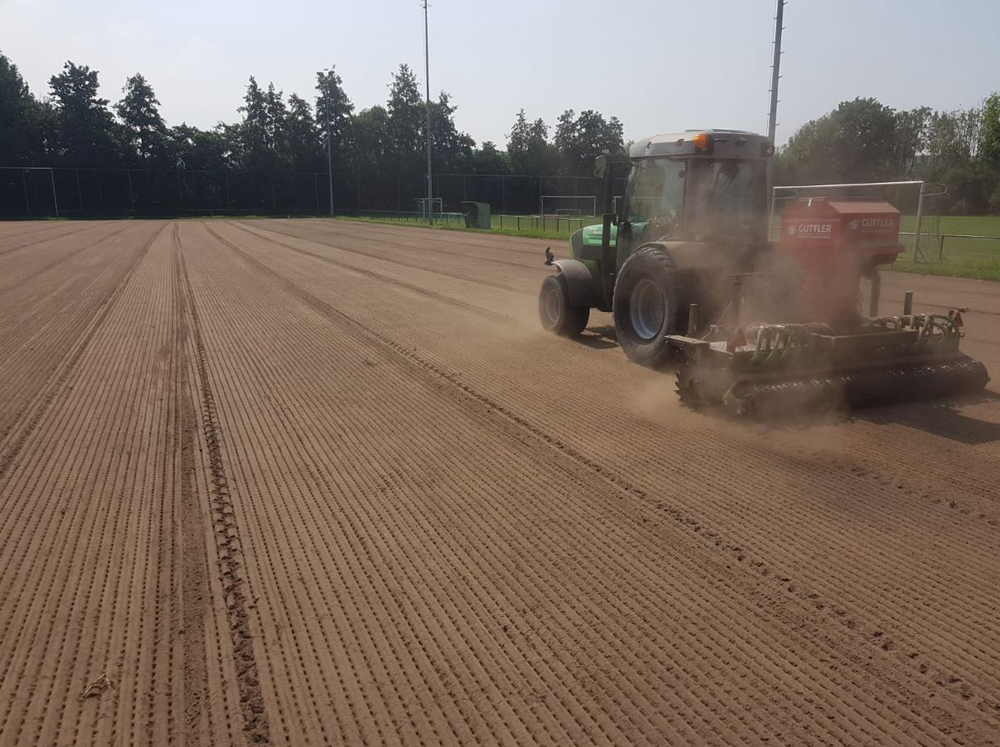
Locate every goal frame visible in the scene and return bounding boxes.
[414,197,443,218]
[539,194,597,218]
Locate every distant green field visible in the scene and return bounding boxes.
[894,215,1000,281]
[337,212,1000,281]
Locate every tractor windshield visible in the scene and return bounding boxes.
[684,159,766,240]
[622,158,686,240]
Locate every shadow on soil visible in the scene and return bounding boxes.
[731,390,1000,444]
[568,325,1000,443]
[858,391,1000,445]
[577,325,619,350]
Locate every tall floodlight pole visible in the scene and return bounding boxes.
[325,123,334,216]
[422,0,433,223]
[766,0,786,237]
[767,0,785,143]
[320,68,336,217]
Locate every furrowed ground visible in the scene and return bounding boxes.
[1,218,999,747]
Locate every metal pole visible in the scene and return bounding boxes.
[913,181,926,262]
[769,188,779,240]
[766,0,785,144]
[422,0,433,223]
[75,169,83,212]
[50,168,59,217]
[22,169,30,215]
[225,171,231,211]
[766,0,785,237]
[314,172,319,212]
[327,126,334,216]
[127,169,135,212]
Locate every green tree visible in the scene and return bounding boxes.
[169,124,231,171]
[386,64,425,174]
[315,66,354,167]
[116,73,167,165]
[554,109,625,175]
[507,109,561,174]
[776,97,899,184]
[468,141,510,174]
[894,106,931,178]
[428,91,474,173]
[237,77,288,171]
[0,52,55,165]
[49,61,119,166]
[346,106,390,174]
[979,93,1000,169]
[285,93,320,171]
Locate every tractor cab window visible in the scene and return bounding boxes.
[623,158,685,240]
[684,159,765,240]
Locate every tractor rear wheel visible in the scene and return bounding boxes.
[613,245,679,368]
[539,273,590,337]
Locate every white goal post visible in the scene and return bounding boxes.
[540,194,597,217]
[414,197,443,218]
[770,180,935,260]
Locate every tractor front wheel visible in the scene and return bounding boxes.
[539,273,590,337]
[613,245,679,368]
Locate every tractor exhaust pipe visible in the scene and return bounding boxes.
[869,272,882,317]
[687,303,699,337]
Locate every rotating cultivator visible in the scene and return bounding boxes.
[539,130,989,418]
[670,308,989,418]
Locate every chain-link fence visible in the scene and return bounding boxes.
[0,166,627,220]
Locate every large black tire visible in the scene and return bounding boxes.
[539,273,590,337]
[613,245,679,367]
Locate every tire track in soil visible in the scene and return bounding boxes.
[217,222,515,321]
[176,236,272,746]
[215,225,1000,733]
[172,228,213,747]
[0,222,165,483]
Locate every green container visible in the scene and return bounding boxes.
[460,201,491,229]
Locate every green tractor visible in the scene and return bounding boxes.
[540,129,771,367]
[539,129,988,415]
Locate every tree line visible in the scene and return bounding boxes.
[0,50,626,181]
[2,48,999,215]
[774,95,1000,215]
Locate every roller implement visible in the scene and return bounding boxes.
[538,129,989,416]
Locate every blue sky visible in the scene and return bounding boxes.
[4,0,998,147]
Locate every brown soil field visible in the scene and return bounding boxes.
[1,218,999,747]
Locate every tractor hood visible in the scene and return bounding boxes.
[581,222,618,248]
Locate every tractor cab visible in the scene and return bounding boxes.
[546,130,774,366]
[618,130,770,250]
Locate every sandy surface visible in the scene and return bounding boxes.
[1,218,999,747]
